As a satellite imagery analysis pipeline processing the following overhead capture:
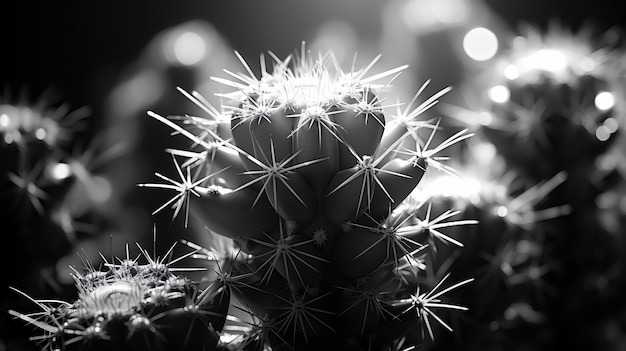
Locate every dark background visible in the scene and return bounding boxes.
[2,0,624,112]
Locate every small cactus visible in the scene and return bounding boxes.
[9,236,226,351]
[142,45,476,349]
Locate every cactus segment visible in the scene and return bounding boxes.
[272,234,329,288]
[331,223,388,278]
[248,107,295,169]
[330,88,386,169]
[323,165,372,224]
[335,276,397,337]
[190,185,279,241]
[247,225,328,288]
[292,105,341,195]
[263,170,318,225]
[367,156,427,221]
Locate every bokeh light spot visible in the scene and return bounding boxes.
[35,127,47,140]
[504,64,520,80]
[0,113,10,128]
[49,162,72,180]
[595,125,611,141]
[173,31,207,66]
[603,117,618,133]
[463,27,498,61]
[594,91,615,111]
[488,85,510,103]
[496,205,508,217]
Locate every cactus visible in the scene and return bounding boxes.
[8,234,226,351]
[465,24,624,181]
[0,93,121,350]
[139,45,477,350]
[436,24,626,350]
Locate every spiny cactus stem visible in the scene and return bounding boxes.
[416,203,478,248]
[391,274,474,341]
[274,291,336,343]
[327,130,412,198]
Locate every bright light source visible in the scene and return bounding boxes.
[173,31,207,66]
[403,0,470,32]
[48,162,72,180]
[521,49,567,73]
[0,113,10,128]
[594,91,615,111]
[429,175,481,200]
[463,27,498,61]
[488,85,510,103]
[35,127,47,140]
[496,205,508,217]
[504,64,520,80]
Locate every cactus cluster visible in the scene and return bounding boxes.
[0,93,120,350]
[434,24,626,350]
[136,46,476,349]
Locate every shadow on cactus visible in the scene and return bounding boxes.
[136,45,477,350]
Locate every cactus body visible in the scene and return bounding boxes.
[140,46,476,350]
[9,241,225,351]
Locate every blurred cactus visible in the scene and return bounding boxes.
[1,92,122,350]
[455,23,624,180]
[438,24,626,350]
[138,45,477,350]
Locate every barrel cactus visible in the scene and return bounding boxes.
[141,45,476,349]
[8,236,227,351]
